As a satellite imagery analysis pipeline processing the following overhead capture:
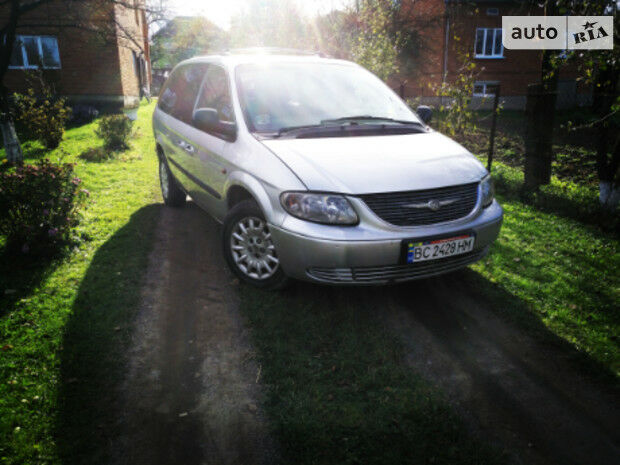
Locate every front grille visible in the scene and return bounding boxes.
[307,248,487,284]
[359,183,479,226]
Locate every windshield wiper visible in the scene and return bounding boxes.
[321,115,424,126]
[277,123,327,136]
[274,117,426,138]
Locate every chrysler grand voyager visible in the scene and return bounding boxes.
[153,51,503,289]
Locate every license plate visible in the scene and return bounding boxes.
[405,235,475,263]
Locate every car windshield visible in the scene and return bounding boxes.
[235,62,421,134]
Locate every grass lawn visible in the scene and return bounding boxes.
[429,113,618,376]
[456,116,619,376]
[0,101,617,464]
[472,162,619,376]
[0,101,160,464]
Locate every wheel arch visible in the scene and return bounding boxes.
[224,172,282,226]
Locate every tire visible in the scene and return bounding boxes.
[159,157,185,207]
[223,200,289,290]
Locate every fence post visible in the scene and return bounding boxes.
[487,84,500,172]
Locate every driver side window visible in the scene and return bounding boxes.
[195,65,234,124]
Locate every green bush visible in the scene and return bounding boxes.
[95,114,133,151]
[13,88,72,150]
[0,159,88,254]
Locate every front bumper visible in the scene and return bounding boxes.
[270,200,503,284]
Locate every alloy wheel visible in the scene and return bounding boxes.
[230,216,279,280]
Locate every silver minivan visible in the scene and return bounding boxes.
[153,51,503,289]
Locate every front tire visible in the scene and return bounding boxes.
[223,200,289,290]
[159,157,185,207]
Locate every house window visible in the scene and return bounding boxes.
[474,28,503,58]
[486,8,499,16]
[473,81,499,97]
[9,35,60,69]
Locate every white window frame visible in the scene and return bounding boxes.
[9,35,61,70]
[474,28,503,59]
[473,81,499,97]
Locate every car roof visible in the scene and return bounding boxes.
[177,51,358,70]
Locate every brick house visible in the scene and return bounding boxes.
[395,0,590,109]
[1,0,151,110]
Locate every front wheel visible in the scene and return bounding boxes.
[222,200,289,290]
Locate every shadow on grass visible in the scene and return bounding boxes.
[55,203,162,465]
[454,268,618,386]
[237,266,618,465]
[237,281,505,465]
[0,248,65,316]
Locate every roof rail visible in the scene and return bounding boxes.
[222,47,329,57]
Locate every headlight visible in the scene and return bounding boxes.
[480,174,494,208]
[280,192,358,225]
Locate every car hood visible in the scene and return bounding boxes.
[260,132,487,194]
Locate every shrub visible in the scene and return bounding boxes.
[432,47,480,136]
[96,114,133,151]
[13,88,72,150]
[0,159,88,254]
[79,147,113,162]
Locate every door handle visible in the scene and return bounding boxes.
[177,140,195,155]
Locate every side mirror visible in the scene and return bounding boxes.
[192,107,218,130]
[192,107,237,141]
[416,105,432,124]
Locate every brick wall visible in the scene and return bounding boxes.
[114,0,151,107]
[397,0,590,109]
[0,0,150,109]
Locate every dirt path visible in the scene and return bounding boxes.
[114,202,277,465]
[379,277,619,465]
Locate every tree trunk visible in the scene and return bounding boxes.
[0,1,23,163]
[0,86,22,164]
[523,0,559,192]
[592,64,619,208]
[598,135,620,210]
[523,83,557,191]
[1,116,23,164]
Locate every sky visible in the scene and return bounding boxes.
[167,0,352,30]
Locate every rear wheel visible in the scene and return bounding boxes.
[223,200,289,289]
[159,157,185,207]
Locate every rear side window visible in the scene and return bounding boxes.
[158,63,208,124]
